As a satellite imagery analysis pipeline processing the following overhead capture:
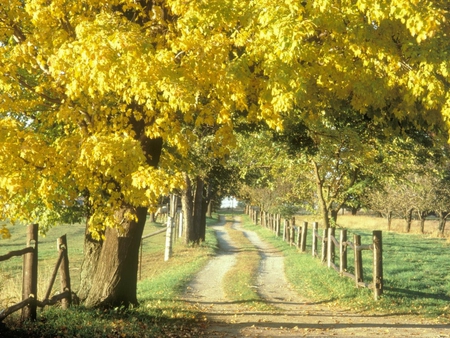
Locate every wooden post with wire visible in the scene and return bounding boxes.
[373,230,383,300]
[58,235,71,309]
[21,224,38,321]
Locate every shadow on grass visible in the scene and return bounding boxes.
[386,287,450,302]
[0,304,202,338]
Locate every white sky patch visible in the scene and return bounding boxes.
[221,196,238,208]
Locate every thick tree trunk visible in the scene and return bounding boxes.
[79,125,162,308]
[78,221,103,301]
[84,206,147,308]
[182,173,194,245]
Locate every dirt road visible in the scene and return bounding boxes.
[182,216,450,337]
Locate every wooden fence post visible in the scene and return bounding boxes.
[178,211,183,238]
[22,224,38,321]
[283,219,287,241]
[340,229,347,275]
[164,216,174,261]
[373,230,383,300]
[276,215,281,237]
[354,234,363,287]
[58,235,71,309]
[327,227,335,268]
[321,229,327,263]
[296,226,301,248]
[300,222,308,253]
[312,222,318,257]
[290,224,295,246]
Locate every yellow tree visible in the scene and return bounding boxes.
[238,0,450,226]
[1,0,449,308]
[0,0,249,308]
[243,0,449,127]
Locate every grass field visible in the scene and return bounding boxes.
[1,210,449,336]
[242,212,450,322]
[0,215,220,337]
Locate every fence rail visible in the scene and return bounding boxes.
[248,207,383,300]
[0,224,71,322]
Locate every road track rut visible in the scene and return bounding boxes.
[182,216,450,337]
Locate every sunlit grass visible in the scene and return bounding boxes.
[1,215,221,337]
[243,213,450,322]
[220,215,273,311]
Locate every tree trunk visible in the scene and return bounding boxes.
[79,126,162,308]
[200,195,208,241]
[84,206,147,308]
[312,160,331,229]
[420,218,425,234]
[417,211,429,234]
[207,199,213,218]
[181,173,194,245]
[192,176,204,244]
[78,220,103,302]
[404,208,413,233]
[387,211,392,231]
[438,215,447,236]
[330,209,339,226]
[205,182,213,218]
[441,220,447,235]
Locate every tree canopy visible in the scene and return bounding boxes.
[1,0,450,306]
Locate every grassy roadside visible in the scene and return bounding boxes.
[240,212,450,323]
[1,215,220,337]
[221,215,274,311]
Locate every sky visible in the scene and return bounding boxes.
[220,197,238,209]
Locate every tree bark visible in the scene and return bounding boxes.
[312,160,331,229]
[78,121,162,308]
[84,206,147,308]
[182,173,194,245]
[205,182,213,218]
[200,194,207,241]
[192,176,205,244]
[78,221,103,302]
[330,209,339,226]
[404,208,413,233]
[417,210,428,234]
[438,214,447,236]
[207,199,213,218]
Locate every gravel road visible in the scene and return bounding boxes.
[182,216,450,337]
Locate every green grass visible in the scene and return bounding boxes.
[1,215,221,337]
[220,215,274,311]
[242,213,450,322]
[4,209,449,336]
[0,222,86,307]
